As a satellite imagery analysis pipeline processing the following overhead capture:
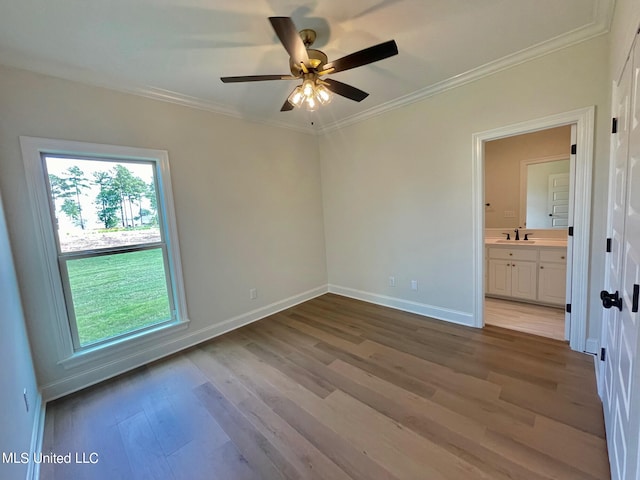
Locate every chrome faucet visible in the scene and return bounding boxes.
[514,228,520,240]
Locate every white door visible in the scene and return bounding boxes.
[601,35,640,480]
[547,172,570,227]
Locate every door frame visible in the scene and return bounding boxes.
[472,106,595,352]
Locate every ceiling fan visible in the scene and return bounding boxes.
[220,17,398,112]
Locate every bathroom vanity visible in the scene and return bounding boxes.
[485,240,567,307]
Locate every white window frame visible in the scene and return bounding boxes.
[20,137,189,368]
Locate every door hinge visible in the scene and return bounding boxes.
[566,303,572,313]
[568,226,574,236]
[606,238,612,253]
[571,144,577,155]
[612,117,618,134]
[600,347,606,361]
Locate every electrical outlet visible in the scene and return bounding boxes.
[411,280,418,291]
[388,276,396,287]
[23,389,29,412]
[249,288,257,300]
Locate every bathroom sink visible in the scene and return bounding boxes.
[495,240,536,244]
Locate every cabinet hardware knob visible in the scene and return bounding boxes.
[561,256,565,259]
[540,266,544,269]
[509,253,513,256]
[512,264,516,267]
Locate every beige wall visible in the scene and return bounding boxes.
[1,13,629,397]
[320,35,610,342]
[484,126,571,229]
[0,190,39,480]
[0,65,327,395]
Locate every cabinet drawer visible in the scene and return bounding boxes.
[539,248,567,263]
[488,247,538,262]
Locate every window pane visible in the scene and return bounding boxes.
[44,156,161,253]
[66,248,172,346]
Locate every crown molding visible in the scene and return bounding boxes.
[0,52,317,136]
[317,0,614,134]
[121,85,317,135]
[0,0,613,137]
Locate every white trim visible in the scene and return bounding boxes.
[26,392,45,480]
[40,285,328,401]
[20,137,76,360]
[328,284,474,327]
[59,320,189,370]
[472,106,595,352]
[586,337,600,355]
[518,153,571,228]
[0,2,612,136]
[19,136,190,362]
[593,352,603,401]
[318,8,612,135]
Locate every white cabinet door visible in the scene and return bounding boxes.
[601,36,640,480]
[510,261,537,300]
[538,262,567,305]
[487,259,511,296]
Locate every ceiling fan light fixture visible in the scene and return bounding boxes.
[288,86,305,108]
[315,84,333,105]
[302,78,315,97]
[287,76,333,111]
[306,95,319,111]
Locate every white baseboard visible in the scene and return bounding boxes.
[26,392,45,480]
[593,353,604,401]
[41,285,328,401]
[585,338,599,355]
[328,284,475,327]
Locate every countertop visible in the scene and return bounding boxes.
[484,238,568,248]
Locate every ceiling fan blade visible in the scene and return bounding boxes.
[269,17,309,66]
[280,98,294,112]
[322,79,369,102]
[323,40,398,74]
[220,74,297,83]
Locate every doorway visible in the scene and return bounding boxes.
[471,107,595,352]
[483,126,571,341]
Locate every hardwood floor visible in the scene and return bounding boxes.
[485,297,566,340]
[40,294,609,480]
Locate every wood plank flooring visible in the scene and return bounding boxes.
[485,297,566,340]
[40,293,609,480]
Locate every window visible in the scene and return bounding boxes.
[21,137,188,362]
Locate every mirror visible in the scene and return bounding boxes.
[484,125,571,229]
[520,158,570,228]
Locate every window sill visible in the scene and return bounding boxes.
[58,319,190,370]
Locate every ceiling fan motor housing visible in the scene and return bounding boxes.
[290,49,328,76]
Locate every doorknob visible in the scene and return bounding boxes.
[600,290,623,311]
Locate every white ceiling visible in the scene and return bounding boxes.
[0,0,614,133]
